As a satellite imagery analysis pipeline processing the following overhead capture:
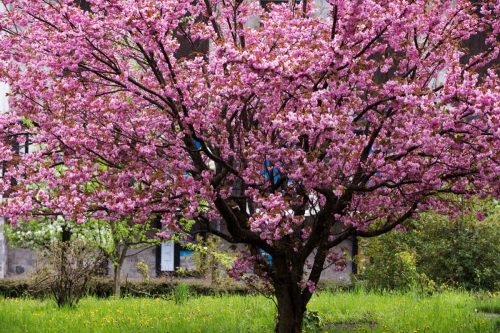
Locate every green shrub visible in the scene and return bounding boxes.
[0,279,30,298]
[89,278,249,298]
[0,277,251,299]
[414,208,499,291]
[303,310,323,333]
[315,280,353,293]
[190,235,234,286]
[360,198,499,291]
[361,238,433,292]
[135,260,150,282]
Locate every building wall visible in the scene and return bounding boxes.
[1,240,354,284]
[2,245,158,279]
[316,239,353,284]
[107,247,158,280]
[0,83,8,113]
[0,217,6,278]
[6,246,37,277]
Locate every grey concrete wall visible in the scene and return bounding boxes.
[109,247,158,280]
[6,247,38,277]
[318,239,353,285]
[2,245,159,280]
[1,240,354,284]
[216,237,354,284]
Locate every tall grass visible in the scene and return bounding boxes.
[0,290,497,332]
[174,282,190,305]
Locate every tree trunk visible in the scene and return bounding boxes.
[112,264,122,298]
[112,244,128,298]
[57,227,71,307]
[61,225,72,243]
[275,282,306,333]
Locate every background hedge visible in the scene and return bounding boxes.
[0,277,254,299]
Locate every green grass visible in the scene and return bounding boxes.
[0,290,498,332]
[475,295,500,315]
[309,290,499,332]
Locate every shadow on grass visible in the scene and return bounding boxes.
[323,320,376,332]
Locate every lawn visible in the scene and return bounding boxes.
[0,290,498,332]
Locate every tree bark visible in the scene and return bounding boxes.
[275,282,306,333]
[272,254,307,333]
[112,264,122,298]
[61,225,72,243]
[112,244,128,298]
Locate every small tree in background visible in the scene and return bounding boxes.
[5,217,108,305]
[191,234,234,286]
[105,219,160,298]
[5,217,110,251]
[5,217,160,298]
[4,218,64,251]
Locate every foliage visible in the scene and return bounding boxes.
[4,217,111,250]
[30,239,106,307]
[0,291,498,333]
[360,198,500,291]
[5,216,160,270]
[0,277,250,299]
[105,218,160,297]
[190,235,231,285]
[105,219,160,262]
[5,216,160,298]
[361,240,436,293]
[302,310,323,333]
[4,218,62,249]
[135,260,150,282]
[0,279,30,298]
[93,278,250,298]
[413,200,500,291]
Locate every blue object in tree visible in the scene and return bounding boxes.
[259,248,273,265]
[261,159,281,184]
[193,138,202,149]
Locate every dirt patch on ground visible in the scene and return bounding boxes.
[323,320,377,331]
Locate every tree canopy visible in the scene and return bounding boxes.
[0,1,498,331]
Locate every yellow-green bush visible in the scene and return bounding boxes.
[360,198,499,291]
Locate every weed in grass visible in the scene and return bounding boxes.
[174,282,190,305]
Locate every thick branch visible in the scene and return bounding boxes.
[356,202,418,237]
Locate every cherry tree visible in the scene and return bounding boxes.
[0,0,498,331]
